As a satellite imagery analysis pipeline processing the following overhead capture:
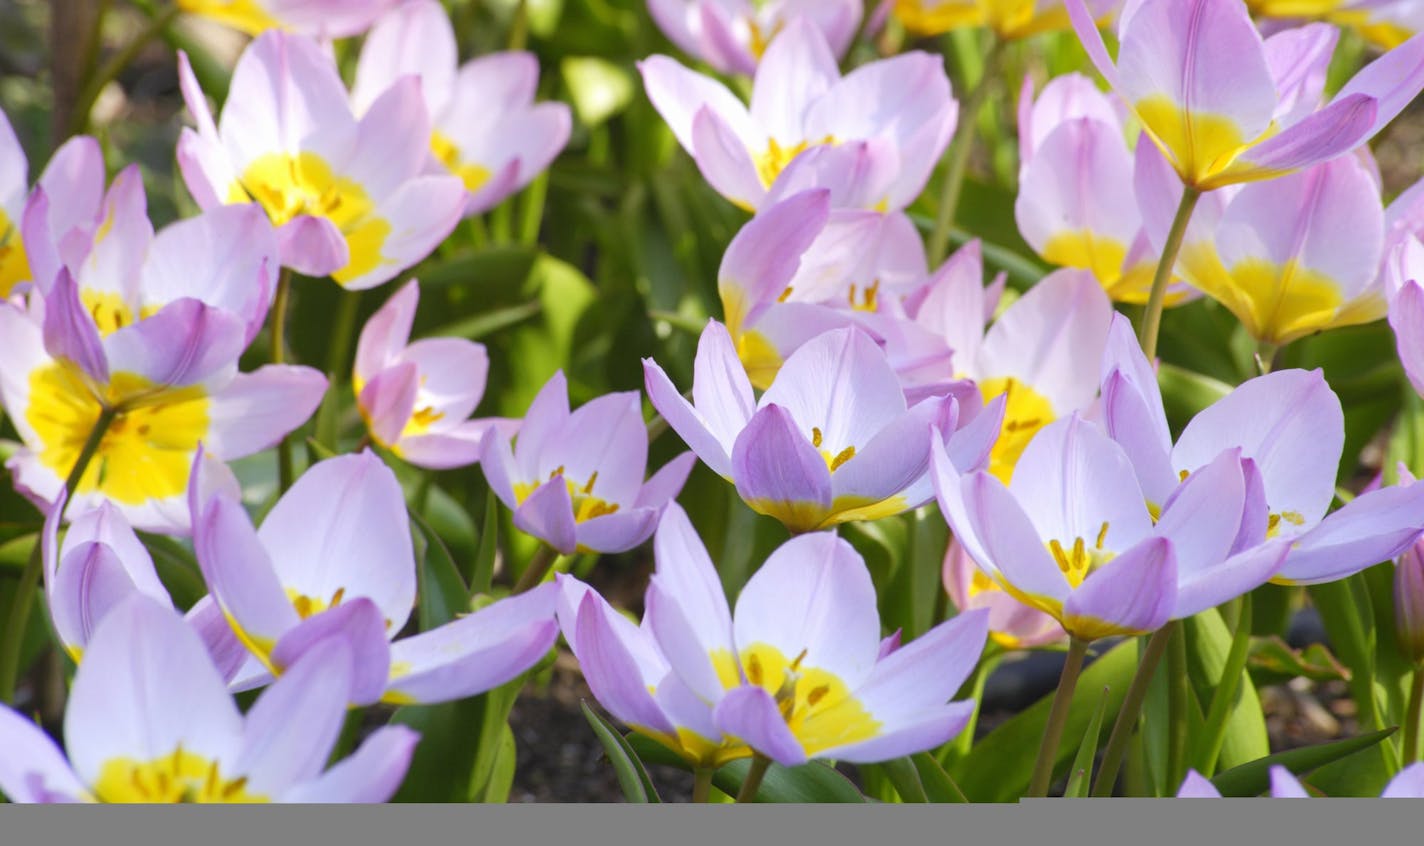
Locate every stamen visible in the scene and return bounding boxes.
[811,427,823,448]
[828,446,856,471]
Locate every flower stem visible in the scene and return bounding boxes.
[66,4,180,137]
[271,268,295,490]
[927,37,1005,266]
[1195,596,1253,777]
[0,404,117,703]
[1137,186,1201,360]
[1405,667,1424,764]
[315,288,363,451]
[1165,622,1190,791]
[1027,637,1090,797]
[735,754,772,803]
[513,544,560,594]
[692,768,715,803]
[1092,622,1176,796]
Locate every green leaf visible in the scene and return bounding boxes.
[466,678,527,802]
[1247,635,1351,684]
[878,757,928,803]
[910,752,968,804]
[580,702,660,803]
[625,735,867,803]
[713,759,867,804]
[1209,728,1397,797]
[428,300,542,342]
[470,493,500,595]
[1183,608,1269,770]
[1066,686,1112,797]
[947,639,1138,802]
[408,509,471,631]
[140,533,207,610]
[390,698,486,803]
[0,534,35,572]
[470,723,518,803]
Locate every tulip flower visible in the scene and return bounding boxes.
[0,180,326,533]
[647,0,863,76]
[192,451,561,704]
[480,371,695,555]
[892,0,1113,39]
[0,594,418,803]
[1100,312,1424,584]
[1179,763,1424,797]
[1396,534,1424,663]
[639,504,989,767]
[710,188,937,389]
[1069,0,1424,190]
[1015,74,1191,305]
[354,279,516,468]
[176,31,466,289]
[6,130,129,298]
[351,1,571,216]
[932,411,1290,641]
[1331,1,1423,48]
[176,0,399,38]
[555,569,749,769]
[640,19,955,211]
[646,321,1002,533]
[945,269,1114,482]
[943,537,1064,649]
[1136,141,1388,345]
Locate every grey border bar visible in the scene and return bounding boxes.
[0,800,1417,845]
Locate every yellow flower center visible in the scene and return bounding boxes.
[93,747,266,803]
[430,132,491,195]
[1046,521,1114,589]
[286,586,345,620]
[512,467,621,523]
[0,209,31,298]
[176,0,282,35]
[846,280,881,313]
[26,364,210,505]
[235,151,390,286]
[810,426,857,472]
[978,376,1055,484]
[711,643,881,758]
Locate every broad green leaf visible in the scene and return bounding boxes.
[1247,636,1350,685]
[466,678,526,802]
[1184,608,1268,770]
[1209,728,1397,797]
[581,702,660,803]
[911,752,967,804]
[713,759,867,804]
[878,757,928,803]
[140,533,207,610]
[0,534,35,572]
[470,723,518,803]
[390,698,486,803]
[947,639,1137,802]
[1066,686,1112,797]
[409,509,471,631]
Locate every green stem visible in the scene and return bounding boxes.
[271,268,295,490]
[1137,186,1201,360]
[1092,622,1175,796]
[1195,594,1253,777]
[946,647,1002,762]
[1165,622,1190,791]
[67,5,180,138]
[1027,637,1090,798]
[1255,340,1278,376]
[1405,667,1424,764]
[314,288,363,451]
[0,405,117,703]
[692,768,715,803]
[513,544,560,594]
[507,0,529,51]
[735,754,772,803]
[926,37,1005,266]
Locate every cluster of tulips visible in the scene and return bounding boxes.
[6,0,1424,804]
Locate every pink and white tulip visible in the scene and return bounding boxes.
[177,0,400,38]
[354,279,515,469]
[177,31,466,289]
[481,371,695,555]
[648,0,862,76]
[351,1,572,216]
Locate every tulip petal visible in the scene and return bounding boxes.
[1277,481,1424,584]
[1173,540,1288,620]
[513,474,578,555]
[1062,537,1177,640]
[193,496,302,659]
[204,365,328,460]
[731,404,833,532]
[571,591,678,736]
[713,685,808,767]
[269,599,391,706]
[0,707,89,803]
[279,726,420,803]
